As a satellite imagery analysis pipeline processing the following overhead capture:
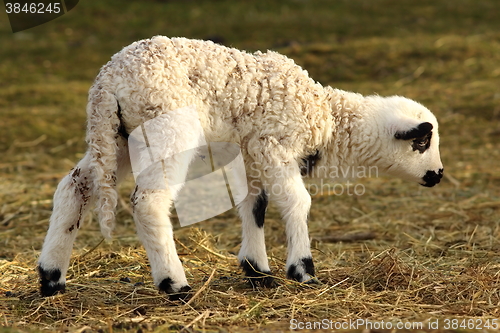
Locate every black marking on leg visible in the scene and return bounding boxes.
[240,259,275,288]
[71,167,80,178]
[158,278,192,301]
[38,266,66,297]
[287,257,316,282]
[300,150,321,177]
[69,167,91,233]
[117,101,129,139]
[130,185,139,212]
[252,190,268,228]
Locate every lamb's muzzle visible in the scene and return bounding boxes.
[422,168,444,187]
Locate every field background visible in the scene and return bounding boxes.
[1,0,500,332]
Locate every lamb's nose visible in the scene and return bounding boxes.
[422,169,443,187]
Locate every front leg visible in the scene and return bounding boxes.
[261,162,317,283]
[237,180,274,287]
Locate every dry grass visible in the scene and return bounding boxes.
[2,141,500,332]
[2,0,500,332]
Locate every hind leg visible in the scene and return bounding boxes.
[127,105,207,299]
[131,152,195,300]
[38,140,130,296]
[38,152,96,296]
[131,185,191,300]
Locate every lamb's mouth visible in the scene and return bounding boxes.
[421,168,444,187]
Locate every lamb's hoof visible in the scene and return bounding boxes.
[167,286,192,302]
[240,259,276,288]
[158,278,192,302]
[38,266,66,297]
[287,257,316,284]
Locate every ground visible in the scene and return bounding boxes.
[1,0,500,332]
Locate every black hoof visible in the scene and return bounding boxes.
[287,257,316,283]
[38,266,66,297]
[168,285,192,301]
[158,278,192,301]
[241,259,276,288]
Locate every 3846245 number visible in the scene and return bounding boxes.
[443,318,498,330]
[5,2,61,14]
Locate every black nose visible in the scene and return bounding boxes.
[422,168,444,187]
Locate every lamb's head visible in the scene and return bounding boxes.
[363,95,443,187]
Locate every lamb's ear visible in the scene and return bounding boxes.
[394,122,433,140]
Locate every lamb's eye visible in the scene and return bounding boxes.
[414,138,429,148]
[411,135,431,153]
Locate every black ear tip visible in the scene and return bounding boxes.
[419,122,433,132]
[395,121,434,140]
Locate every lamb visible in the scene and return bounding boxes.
[37,36,443,299]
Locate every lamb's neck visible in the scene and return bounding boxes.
[317,88,382,175]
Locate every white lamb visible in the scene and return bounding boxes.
[38,36,443,299]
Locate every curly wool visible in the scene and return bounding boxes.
[87,36,359,237]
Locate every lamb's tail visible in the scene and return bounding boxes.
[86,82,122,239]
